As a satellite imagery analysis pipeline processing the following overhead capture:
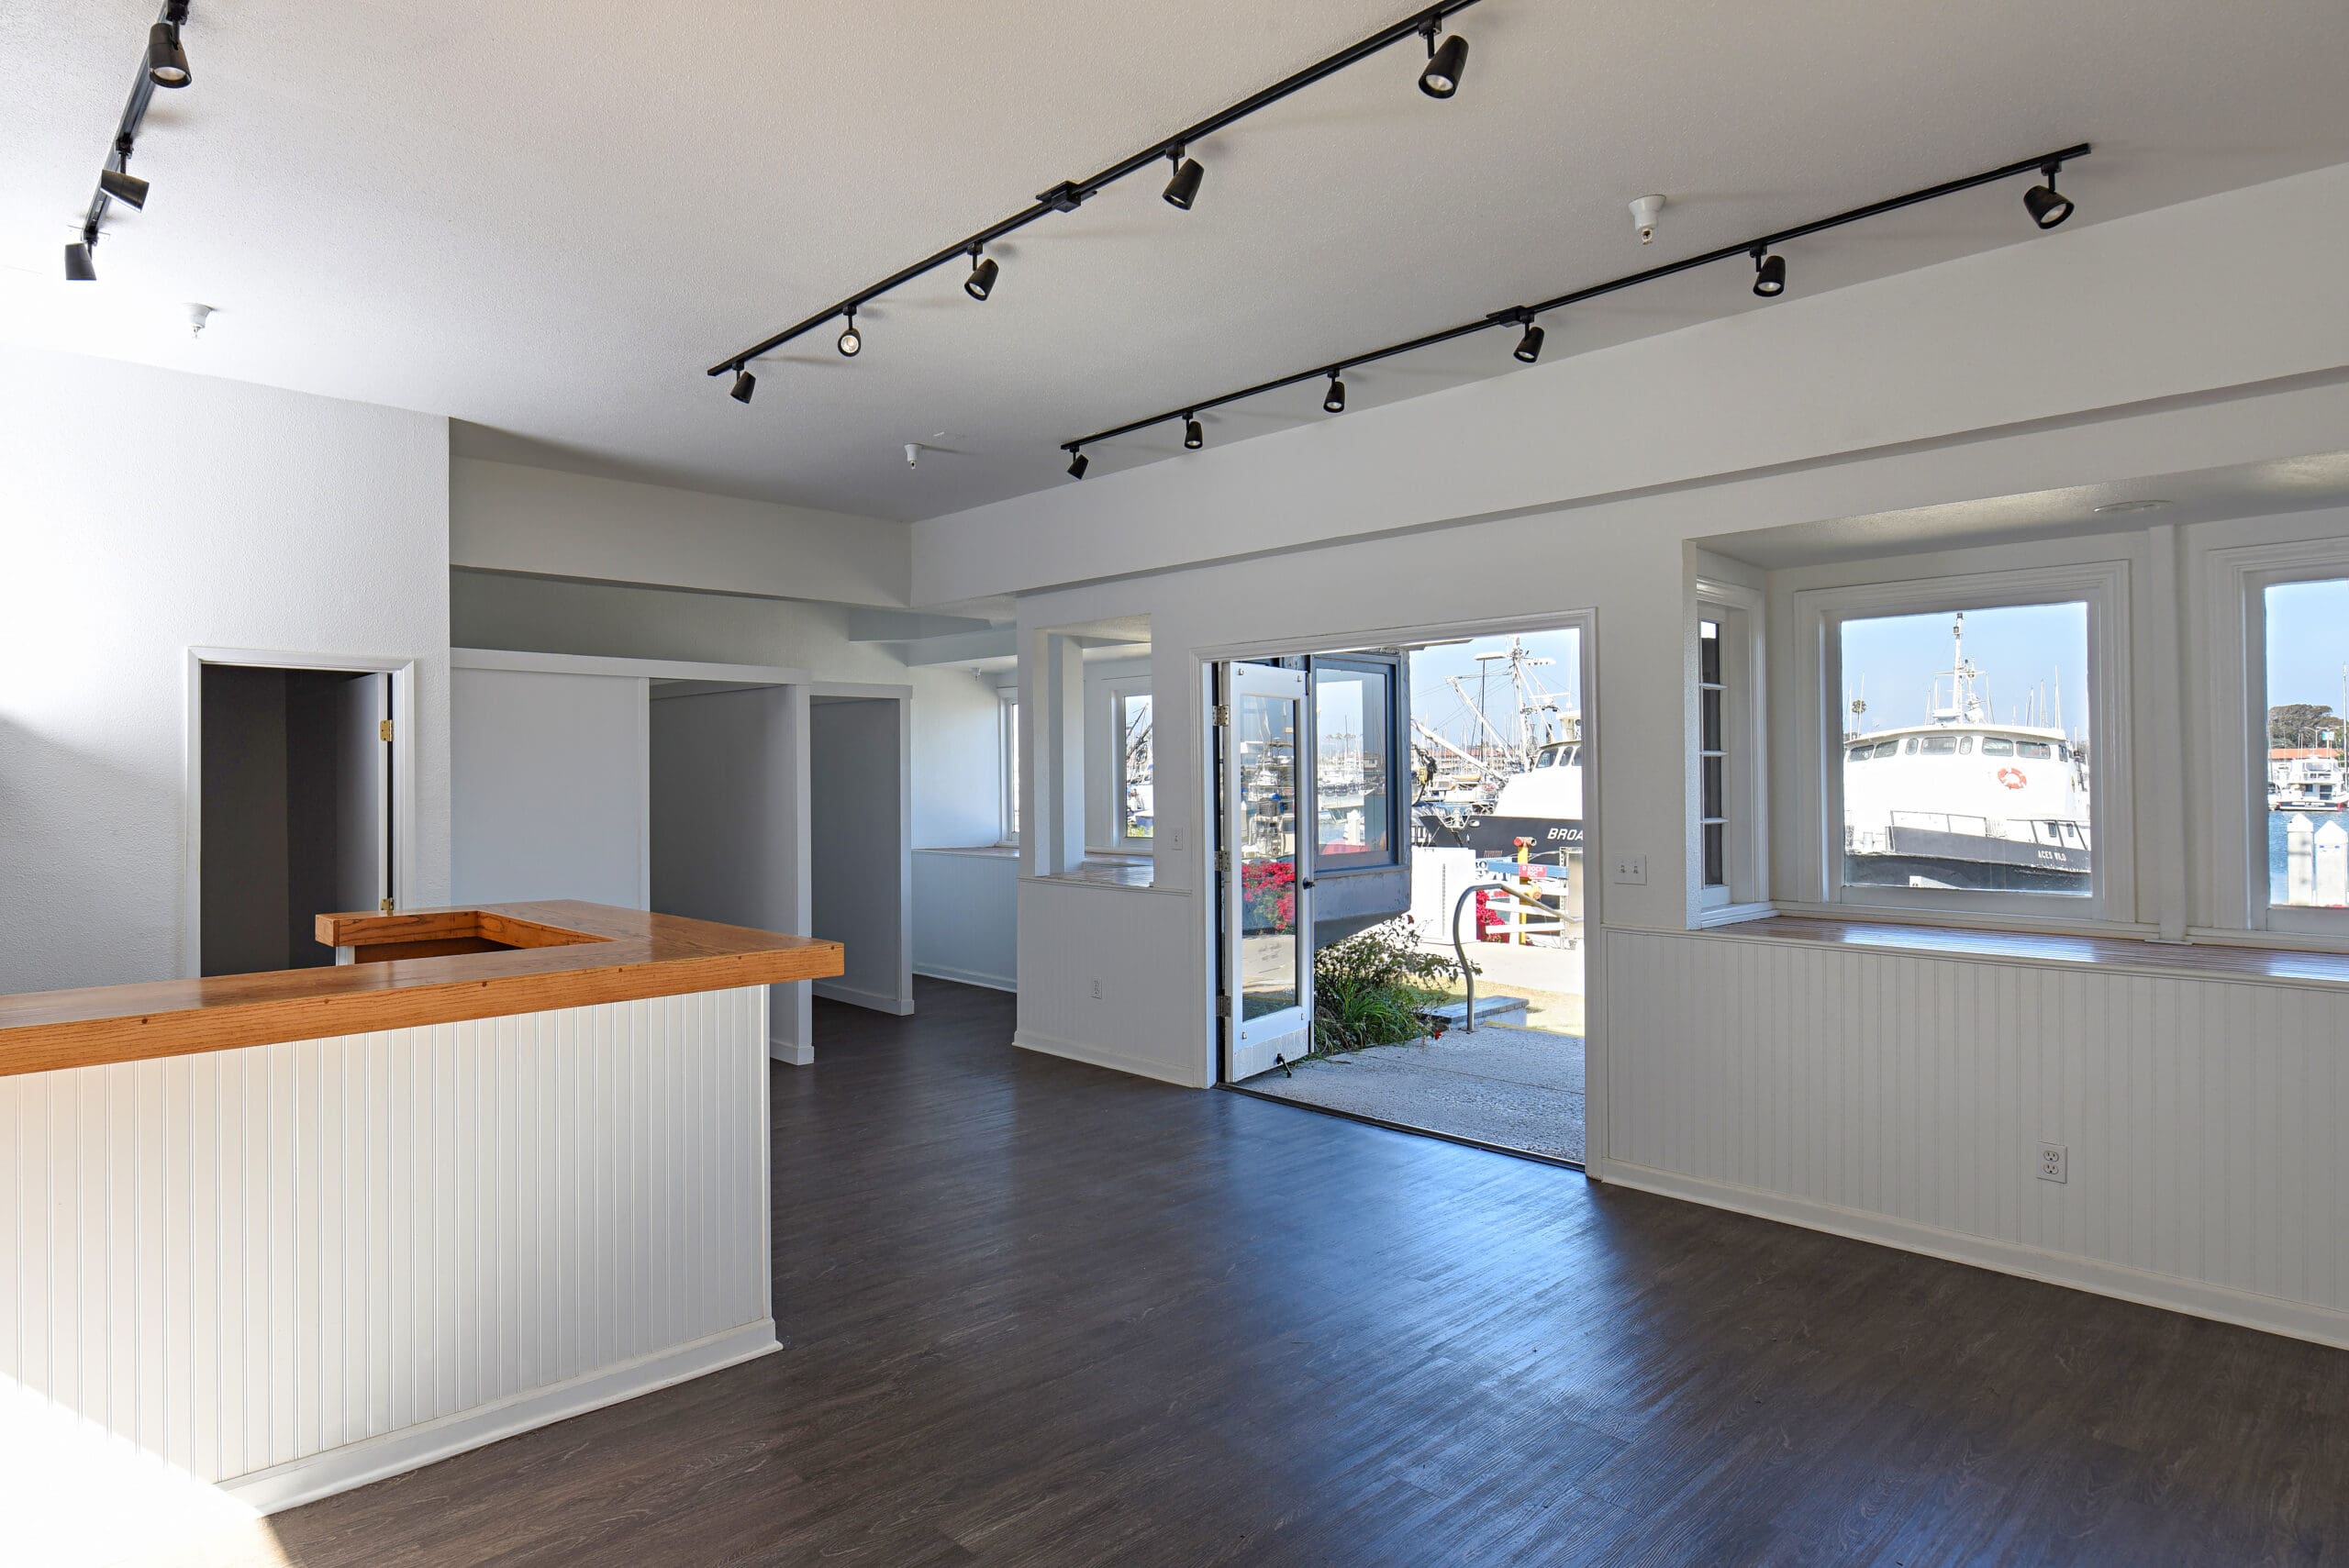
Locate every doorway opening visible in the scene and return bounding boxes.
[190,659,397,977]
[1215,622,1592,1166]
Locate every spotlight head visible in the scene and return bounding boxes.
[1183,416,1203,450]
[2023,168,2074,229]
[837,312,862,357]
[64,236,96,282]
[1323,373,1347,414]
[1066,450,1089,480]
[1751,248,1786,297]
[1163,150,1205,211]
[100,167,149,210]
[729,365,756,404]
[1419,28,1468,98]
[146,21,191,89]
[1513,319,1545,364]
[964,249,998,301]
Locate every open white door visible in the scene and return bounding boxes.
[1220,662,1313,1080]
[335,672,393,912]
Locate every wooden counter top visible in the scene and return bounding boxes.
[0,901,843,1079]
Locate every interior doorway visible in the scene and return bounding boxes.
[1214,620,1594,1167]
[808,694,913,1017]
[192,661,395,976]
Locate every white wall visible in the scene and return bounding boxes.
[911,851,1018,992]
[451,666,650,908]
[914,161,2349,604]
[452,568,1003,851]
[808,698,905,1011]
[0,346,451,994]
[451,457,909,608]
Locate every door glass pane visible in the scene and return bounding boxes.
[1236,691,1300,1019]
[2265,578,2349,906]
[1839,604,2091,895]
[1314,662,1392,866]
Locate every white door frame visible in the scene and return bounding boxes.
[807,681,918,1018]
[1219,662,1314,1080]
[182,646,419,980]
[1191,607,1605,1168]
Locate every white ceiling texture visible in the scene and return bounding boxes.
[4,1,2347,524]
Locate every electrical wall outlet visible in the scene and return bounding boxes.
[1610,854,1648,885]
[1091,977,1103,1001]
[2038,1142,2068,1184]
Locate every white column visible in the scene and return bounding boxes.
[2315,818,2349,906]
[2288,813,2317,905]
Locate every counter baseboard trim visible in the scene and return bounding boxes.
[222,1322,782,1515]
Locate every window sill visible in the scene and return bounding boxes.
[1707,915,2349,993]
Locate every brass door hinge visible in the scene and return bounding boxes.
[1211,704,1230,727]
[379,718,394,742]
[379,897,394,913]
[1215,849,1230,875]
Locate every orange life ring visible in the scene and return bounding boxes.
[1997,766,2028,790]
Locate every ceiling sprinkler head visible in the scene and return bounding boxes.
[1630,194,1665,245]
[185,302,213,339]
[905,442,920,469]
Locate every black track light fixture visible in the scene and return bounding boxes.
[1066,448,1089,480]
[1323,371,1347,414]
[1512,314,1545,363]
[837,309,862,357]
[964,244,998,301]
[1419,22,1468,99]
[1183,414,1204,450]
[1163,147,1205,211]
[64,227,97,282]
[146,17,192,89]
[729,364,756,404]
[2023,162,2075,229]
[1751,247,1786,297]
[100,166,149,211]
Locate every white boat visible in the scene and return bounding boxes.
[2268,751,2345,811]
[1842,615,2092,891]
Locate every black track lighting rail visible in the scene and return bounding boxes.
[69,1,192,280]
[706,0,1483,379]
[1062,143,2091,457]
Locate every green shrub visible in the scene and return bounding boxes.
[1310,918,1464,1056]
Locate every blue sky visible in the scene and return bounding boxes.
[1841,603,2088,740]
[1408,629,1582,750]
[2266,579,2349,717]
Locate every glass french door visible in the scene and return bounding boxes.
[1221,662,1312,1080]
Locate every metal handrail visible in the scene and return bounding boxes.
[1447,880,1564,1034]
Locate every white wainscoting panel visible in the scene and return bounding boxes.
[0,986,774,1530]
[1605,929,2349,1345]
[913,850,1018,992]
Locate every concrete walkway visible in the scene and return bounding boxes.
[1241,1025,1586,1162]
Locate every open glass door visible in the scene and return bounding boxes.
[1220,662,1312,1080]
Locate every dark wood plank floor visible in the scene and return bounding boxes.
[228,979,2346,1566]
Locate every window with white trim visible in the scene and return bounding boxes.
[1000,695,1021,844]
[1692,584,1765,918]
[2256,573,2349,925]
[1116,687,1154,842]
[1800,562,2129,923]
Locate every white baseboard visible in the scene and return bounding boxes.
[813,979,915,1015]
[221,1320,782,1515]
[1013,1028,1205,1089]
[1605,1161,2349,1351]
[769,1037,815,1066]
[914,962,1016,994]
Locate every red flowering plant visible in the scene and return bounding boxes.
[1241,858,1297,931]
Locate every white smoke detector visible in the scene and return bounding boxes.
[1629,194,1665,244]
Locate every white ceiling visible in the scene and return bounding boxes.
[5,1,2347,524]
